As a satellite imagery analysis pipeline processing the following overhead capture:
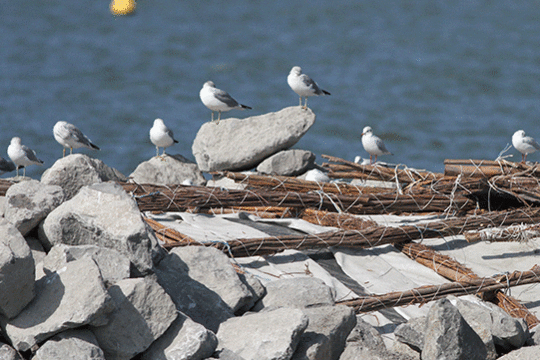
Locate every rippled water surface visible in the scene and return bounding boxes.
[2,1,540,177]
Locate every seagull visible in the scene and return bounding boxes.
[361,126,392,165]
[7,137,44,177]
[287,66,330,110]
[0,157,16,175]
[512,130,540,163]
[199,81,252,124]
[53,121,100,157]
[149,118,178,157]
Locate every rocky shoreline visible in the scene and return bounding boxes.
[1,107,540,359]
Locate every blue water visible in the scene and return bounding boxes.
[2,1,540,178]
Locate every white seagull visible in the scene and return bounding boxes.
[0,157,16,175]
[287,66,330,109]
[361,126,392,165]
[199,81,252,124]
[149,118,178,157]
[53,121,100,157]
[512,130,540,163]
[7,137,44,177]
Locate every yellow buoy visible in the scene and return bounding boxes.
[110,0,136,16]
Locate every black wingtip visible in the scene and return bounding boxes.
[91,144,101,151]
[174,139,179,144]
[241,104,252,110]
[322,90,331,95]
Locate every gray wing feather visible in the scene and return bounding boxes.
[214,89,240,108]
[524,136,540,150]
[300,74,324,94]
[376,138,392,154]
[21,145,43,164]
[66,123,94,147]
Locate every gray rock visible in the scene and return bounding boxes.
[389,341,421,360]
[257,150,316,176]
[26,237,46,266]
[0,196,7,218]
[192,106,316,172]
[170,246,253,314]
[0,219,35,319]
[497,345,540,360]
[4,180,64,236]
[422,298,487,360]
[38,182,165,276]
[216,307,309,360]
[31,329,105,360]
[41,154,126,200]
[291,305,356,360]
[91,277,177,360]
[43,244,131,285]
[394,317,426,352]
[155,251,234,333]
[1,257,115,352]
[141,311,217,360]
[253,277,334,311]
[236,271,266,314]
[207,348,247,360]
[0,343,23,360]
[129,154,206,186]
[529,324,540,346]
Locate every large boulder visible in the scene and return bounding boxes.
[216,307,309,360]
[4,180,64,236]
[38,182,165,276]
[41,154,126,200]
[169,246,254,314]
[0,219,35,319]
[1,257,115,352]
[497,345,540,360]
[91,277,177,360]
[257,149,316,176]
[192,106,316,172]
[129,154,206,186]
[0,343,23,360]
[32,329,105,360]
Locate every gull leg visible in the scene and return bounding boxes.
[299,97,302,107]
[303,97,308,110]
[216,111,221,125]
[369,155,373,165]
[70,147,73,155]
[22,167,26,177]
[523,153,526,163]
[374,155,378,164]
[211,111,214,122]
[15,166,19,177]
[62,148,66,158]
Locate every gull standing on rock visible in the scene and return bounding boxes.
[53,121,100,157]
[361,126,392,165]
[287,66,330,110]
[512,130,540,163]
[7,137,44,177]
[199,81,252,124]
[149,118,178,157]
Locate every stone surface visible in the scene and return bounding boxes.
[236,271,266,314]
[43,244,131,285]
[422,298,487,360]
[0,343,23,360]
[26,237,46,266]
[38,182,165,276]
[394,317,425,352]
[4,180,64,236]
[1,257,115,352]
[529,324,540,346]
[129,154,206,186]
[291,305,356,360]
[170,246,253,314]
[208,348,247,360]
[253,277,334,311]
[216,307,309,360]
[0,219,35,319]
[257,149,316,176]
[497,345,540,360]
[31,329,105,360]
[192,106,316,172]
[91,277,177,360]
[155,250,234,332]
[141,311,217,360]
[41,154,126,200]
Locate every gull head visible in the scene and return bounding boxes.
[361,126,373,136]
[203,81,215,89]
[10,137,22,146]
[154,118,165,126]
[513,130,526,139]
[290,66,302,75]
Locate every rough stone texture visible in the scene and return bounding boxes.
[253,277,334,311]
[0,343,23,360]
[529,324,540,346]
[4,180,64,236]
[155,251,234,333]
[1,257,115,352]
[38,182,165,276]
[0,219,35,319]
[394,317,426,352]
[41,154,127,200]
[497,345,540,360]
[26,237,46,266]
[43,244,131,285]
[216,307,309,360]
[257,150,316,176]
[129,154,206,186]
[422,298,487,360]
[236,271,266,314]
[141,311,217,360]
[31,329,105,360]
[91,277,177,360]
[192,106,316,172]
[170,246,253,314]
[291,305,356,360]
[208,348,247,360]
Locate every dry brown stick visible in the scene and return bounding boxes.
[443,159,538,178]
[337,265,540,313]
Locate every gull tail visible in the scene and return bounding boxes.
[90,143,100,151]
[174,139,179,144]
[322,89,331,95]
[240,104,252,110]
